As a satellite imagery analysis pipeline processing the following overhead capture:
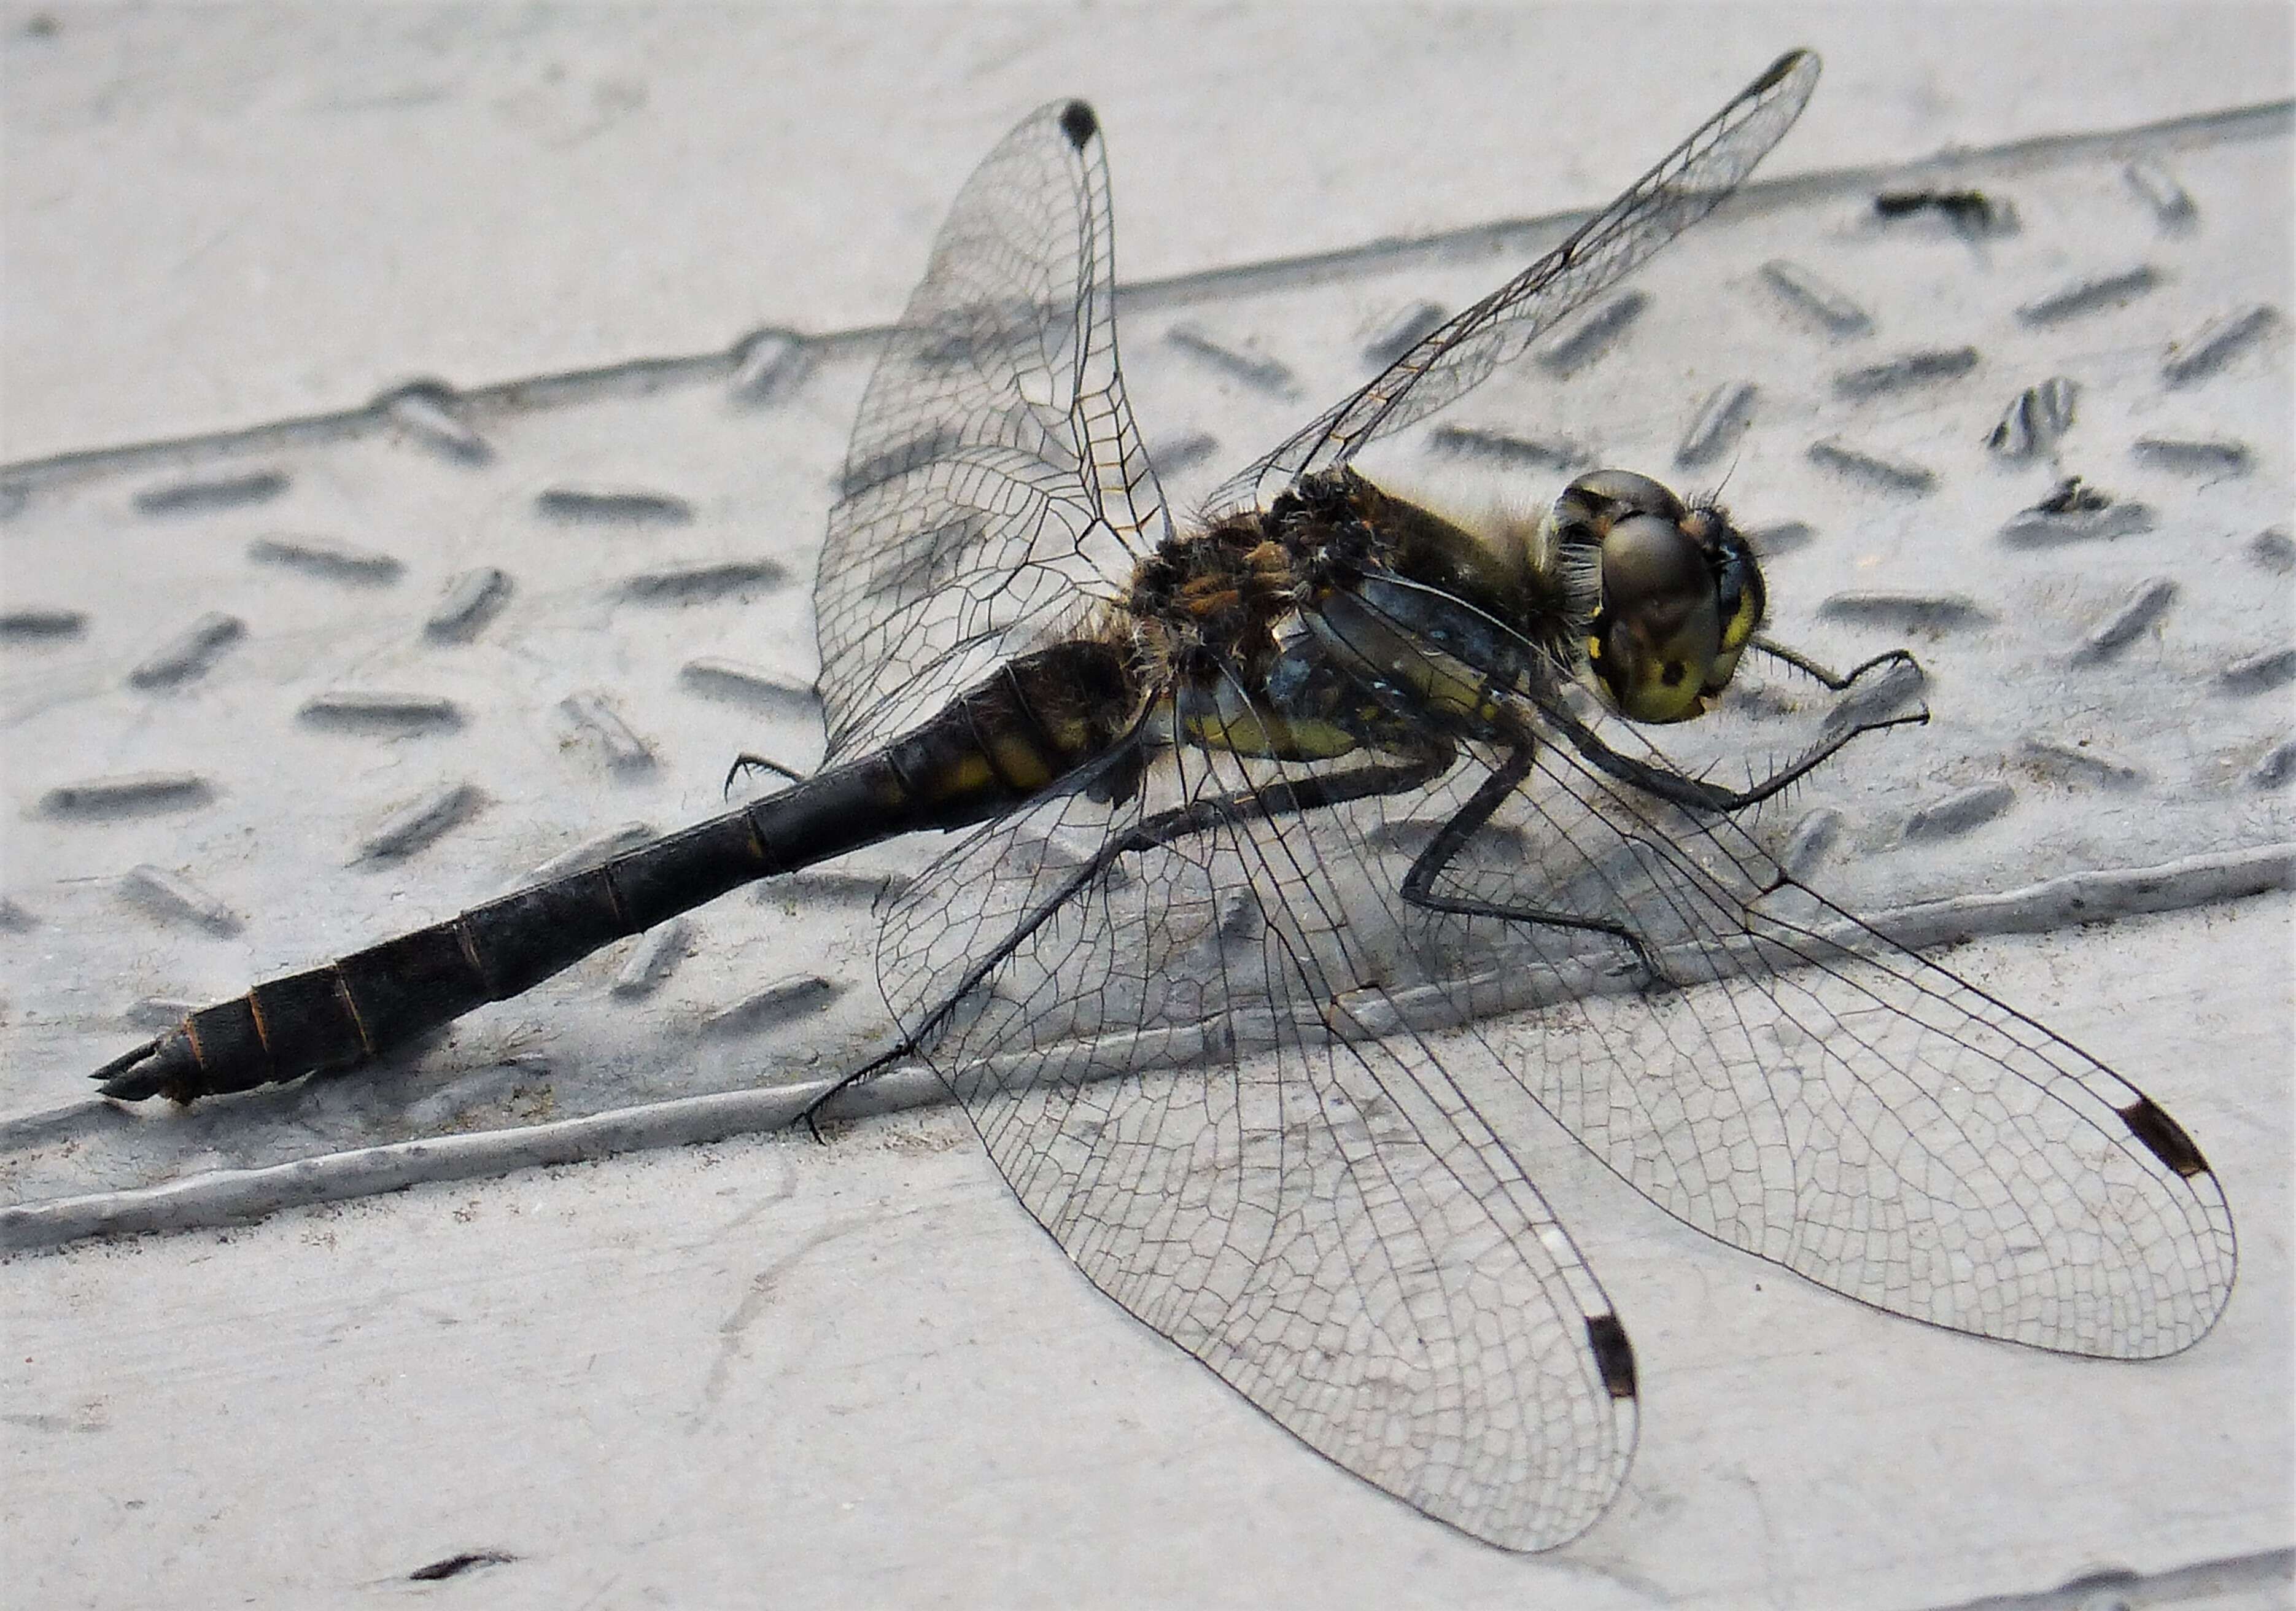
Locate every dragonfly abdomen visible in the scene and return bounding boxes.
[93,639,1138,1104]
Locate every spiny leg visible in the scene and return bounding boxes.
[1397,743,1667,982]
[794,740,1457,1131]
[1541,686,1926,817]
[722,753,809,798]
[1751,640,1923,693]
[1398,646,1927,981]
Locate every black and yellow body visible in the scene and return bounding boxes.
[93,638,1139,1103]
[93,467,1765,1104]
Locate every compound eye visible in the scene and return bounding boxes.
[1697,536,1767,697]
[1592,513,1723,724]
[1715,544,1765,654]
[1569,469,1686,524]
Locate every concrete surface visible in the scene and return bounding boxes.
[3,4,2292,1607]
[7,4,2296,461]
[6,901,2289,1609]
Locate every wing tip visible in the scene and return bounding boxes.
[1762,47,1822,90]
[2117,1094,2212,1181]
[1058,100,1098,150]
[1584,1312,1639,1400]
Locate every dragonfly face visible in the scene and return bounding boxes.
[1562,469,1767,725]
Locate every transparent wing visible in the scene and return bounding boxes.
[873,739,1639,1553]
[814,99,1167,762]
[1398,700,2238,1359]
[1208,49,1820,518]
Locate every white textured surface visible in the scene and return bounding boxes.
[2,6,2292,1606]
[4,4,2292,460]
[6,903,2289,1608]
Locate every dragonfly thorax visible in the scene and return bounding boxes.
[1123,516,1305,685]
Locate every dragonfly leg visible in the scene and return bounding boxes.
[1397,743,1666,981]
[1542,683,1927,817]
[1197,741,1456,833]
[794,740,1457,1130]
[1750,639,1923,692]
[721,751,808,798]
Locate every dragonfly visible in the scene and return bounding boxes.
[90,49,2235,1551]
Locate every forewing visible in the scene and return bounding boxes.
[872,741,1638,1553]
[1411,713,2237,1359]
[1208,49,1820,517]
[814,100,1167,761]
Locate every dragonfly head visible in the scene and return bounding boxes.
[1563,470,1765,724]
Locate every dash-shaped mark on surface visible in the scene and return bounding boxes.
[1807,439,1935,495]
[299,691,463,734]
[1781,807,1844,879]
[612,918,692,998]
[678,659,818,718]
[119,864,241,936]
[425,567,513,642]
[1726,683,1810,728]
[408,1551,518,1584]
[2251,737,2296,790]
[535,485,694,526]
[2162,306,2279,388]
[769,870,912,907]
[2251,526,2295,573]
[1537,290,1647,378]
[248,534,405,586]
[618,558,791,602]
[1817,592,1987,632]
[41,772,212,818]
[1747,521,1815,559]
[2018,737,2146,790]
[516,821,657,890]
[378,381,492,464]
[838,425,965,500]
[2069,578,2176,667]
[1872,188,2016,236]
[1815,652,1928,743]
[1362,301,1448,369]
[1903,782,2014,842]
[2216,647,2296,696]
[700,974,844,1039]
[2131,436,2250,476]
[1832,346,1978,399]
[1999,480,2155,548]
[1758,260,1872,337]
[1362,811,1534,864]
[728,327,812,405]
[560,691,655,771]
[1,607,88,641]
[907,298,1052,371]
[1675,382,1756,470]
[125,996,201,1030]
[128,613,244,689]
[1148,431,1219,477]
[355,782,483,861]
[1725,683,1814,728]
[133,468,287,516]
[2015,265,2161,327]
[1425,425,1581,472]
[2123,160,2197,231]
[1985,377,2077,459]
[1166,325,1300,398]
